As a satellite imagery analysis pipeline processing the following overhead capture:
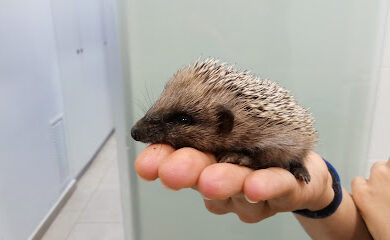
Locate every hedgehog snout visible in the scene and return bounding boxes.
[131,126,141,141]
[131,118,150,142]
[130,117,167,143]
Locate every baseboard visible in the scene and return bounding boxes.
[29,179,77,240]
[29,129,115,239]
[75,128,115,180]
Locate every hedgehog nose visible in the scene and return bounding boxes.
[131,126,141,141]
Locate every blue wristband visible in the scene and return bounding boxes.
[293,158,343,219]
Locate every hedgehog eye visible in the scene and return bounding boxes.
[166,112,194,125]
[176,114,193,124]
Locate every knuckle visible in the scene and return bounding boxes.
[370,161,390,179]
[351,177,364,188]
[351,181,363,195]
[377,165,389,175]
[371,161,386,173]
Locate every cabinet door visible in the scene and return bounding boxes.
[52,0,113,176]
[75,0,113,172]
[51,0,86,176]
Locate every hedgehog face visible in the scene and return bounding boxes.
[130,105,234,151]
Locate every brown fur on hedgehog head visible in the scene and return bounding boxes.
[131,58,317,155]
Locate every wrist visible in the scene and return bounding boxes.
[294,158,343,218]
[307,171,334,211]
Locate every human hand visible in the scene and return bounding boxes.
[352,158,390,240]
[135,144,334,223]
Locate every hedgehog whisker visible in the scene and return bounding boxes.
[144,86,153,109]
[134,97,148,114]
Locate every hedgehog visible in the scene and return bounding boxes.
[131,58,318,183]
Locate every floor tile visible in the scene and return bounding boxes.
[41,211,79,240]
[77,187,122,223]
[66,223,124,240]
[60,185,96,213]
[99,165,120,191]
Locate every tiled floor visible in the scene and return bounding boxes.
[42,136,124,240]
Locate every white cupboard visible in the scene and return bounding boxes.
[51,0,113,176]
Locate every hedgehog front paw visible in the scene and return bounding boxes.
[217,152,253,168]
[292,168,311,184]
[289,161,311,184]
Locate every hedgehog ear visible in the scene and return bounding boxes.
[216,105,234,134]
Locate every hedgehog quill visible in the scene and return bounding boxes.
[131,58,317,183]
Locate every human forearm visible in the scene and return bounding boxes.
[295,188,372,240]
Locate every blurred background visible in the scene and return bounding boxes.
[1,0,390,239]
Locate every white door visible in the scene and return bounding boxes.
[51,0,113,176]
[74,0,114,174]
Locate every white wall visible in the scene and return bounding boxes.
[0,0,115,239]
[368,8,390,175]
[0,1,68,239]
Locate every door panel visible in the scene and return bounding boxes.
[52,0,113,176]
[75,0,113,173]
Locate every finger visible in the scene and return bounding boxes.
[352,176,367,188]
[203,199,231,215]
[134,144,175,181]
[198,163,252,199]
[244,168,299,203]
[158,148,216,190]
[230,194,272,222]
[386,157,390,167]
[351,176,368,195]
[370,161,386,176]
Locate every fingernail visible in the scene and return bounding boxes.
[244,194,259,204]
[201,194,211,200]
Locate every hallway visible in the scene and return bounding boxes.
[42,136,124,240]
